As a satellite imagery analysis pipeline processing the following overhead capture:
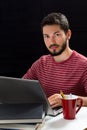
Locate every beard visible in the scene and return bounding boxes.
[48,42,67,56]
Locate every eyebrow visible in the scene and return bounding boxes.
[53,31,60,34]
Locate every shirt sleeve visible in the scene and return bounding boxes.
[22,59,41,80]
[82,64,87,95]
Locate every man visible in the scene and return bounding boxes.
[23,12,87,108]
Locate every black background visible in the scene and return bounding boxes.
[0,0,87,78]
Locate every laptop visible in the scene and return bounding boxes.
[0,76,62,117]
[0,103,45,123]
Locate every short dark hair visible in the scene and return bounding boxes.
[41,12,69,33]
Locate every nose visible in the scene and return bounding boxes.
[50,36,56,44]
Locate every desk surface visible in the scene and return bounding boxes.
[42,107,87,130]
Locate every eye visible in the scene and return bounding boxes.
[43,35,49,39]
[55,33,60,36]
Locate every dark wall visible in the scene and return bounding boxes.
[0,0,87,77]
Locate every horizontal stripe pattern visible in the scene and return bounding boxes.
[23,51,87,97]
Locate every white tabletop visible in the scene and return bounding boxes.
[42,107,87,130]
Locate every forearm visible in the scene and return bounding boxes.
[78,96,87,106]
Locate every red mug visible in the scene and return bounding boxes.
[61,94,83,119]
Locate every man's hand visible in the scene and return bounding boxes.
[48,93,62,108]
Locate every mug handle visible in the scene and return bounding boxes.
[76,98,83,114]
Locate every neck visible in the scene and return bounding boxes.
[53,47,73,62]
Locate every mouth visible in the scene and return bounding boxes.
[49,45,59,52]
[50,46,58,50]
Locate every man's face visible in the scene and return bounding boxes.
[42,25,70,56]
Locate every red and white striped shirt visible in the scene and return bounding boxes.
[23,50,87,97]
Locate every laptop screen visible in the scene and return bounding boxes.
[0,76,49,114]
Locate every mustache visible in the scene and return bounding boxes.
[49,44,59,48]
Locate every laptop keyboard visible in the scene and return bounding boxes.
[53,107,63,115]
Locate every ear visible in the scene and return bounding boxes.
[67,29,72,40]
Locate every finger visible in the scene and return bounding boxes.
[48,93,60,101]
[51,103,59,108]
